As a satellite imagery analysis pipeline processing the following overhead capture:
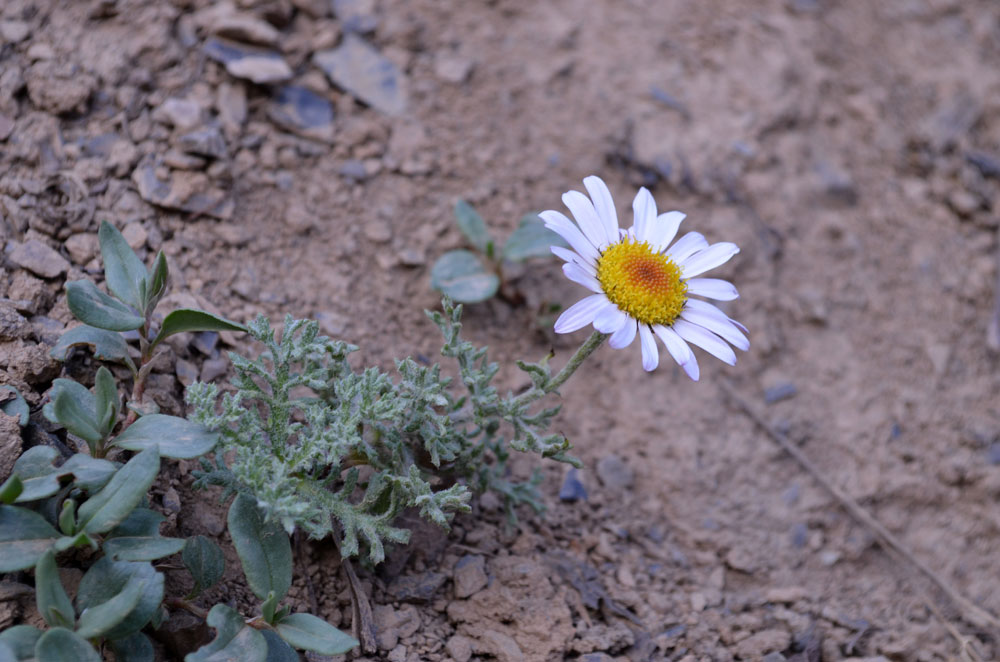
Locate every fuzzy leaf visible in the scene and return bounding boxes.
[76,447,159,535]
[48,379,102,445]
[151,308,246,348]
[8,446,61,502]
[33,628,100,662]
[111,414,219,459]
[503,212,568,261]
[0,625,41,659]
[182,535,225,595]
[50,325,133,369]
[186,603,267,662]
[430,250,499,303]
[262,630,298,662]
[62,454,117,494]
[99,221,148,311]
[94,366,120,438]
[77,558,163,640]
[66,280,144,332]
[35,550,74,629]
[454,199,493,254]
[110,632,155,662]
[275,612,358,655]
[228,493,292,602]
[0,505,61,572]
[104,507,185,561]
[0,385,29,427]
[75,570,146,638]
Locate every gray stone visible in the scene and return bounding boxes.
[121,222,148,250]
[204,38,292,85]
[315,311,348,336]
[8,240,70,279]
[191,331,220,356]
[339,159,368,181]
[0,20,31,44]
[177,127,228,159]
[210,13,281,46]
[446,635,473,662]
[200,358,229,383]
[269,86,334,142]
[734,628,791,659]
[764,382,797,404]
[477,630,524,662]
[331,0,377,33]
[217,82,247,131]
[595,454,634,490]
[313,34,408,116]
[386,645,407,662]
[0,304,31,341]
[175,359,200,387]
[132,163,234,220]
[453,554,488,598]
[363,219,392,243]
[0,114,14,141]
[386,571,446,602]
[157,97,203,130]
[559,467,587,502]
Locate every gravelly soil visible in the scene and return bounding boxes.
[2,0,1000,660]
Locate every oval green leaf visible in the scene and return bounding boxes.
[151,308,246,348]
[262,630,299,662]
[275,612,359,655]
[0,505,61,572]
[454,199,493,254]
[62,454,117,494]
[104,536,186,562]
[110,632,155,662]
[111,414,219,459]
[76,447,159,535]
[182,535,225,595]
[50,325,134,371]
[0,385,29,427]
[75,571,146,639]
[0,476,22,505]
[430,250,500,304]
[66,280,144,332]
[99,221,149,311]
[76,558,163,640]
[33,628,101,662]
[35,549,74,629]
[227,493,292,602]
[186,604,268,662]
[48,380,102,446]
[0,625,42,659]
[502,212,568,261]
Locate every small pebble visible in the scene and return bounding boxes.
[8,240,70,279]
[200,358,229,383]
[764,382,797,404]
[595,454,634,490]
[191,331,219,357]
[559,467,588,502]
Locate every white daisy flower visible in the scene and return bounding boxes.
[543,175,748,380]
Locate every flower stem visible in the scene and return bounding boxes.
[513,330,607,407]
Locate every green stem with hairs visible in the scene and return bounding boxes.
[512,330,607,408]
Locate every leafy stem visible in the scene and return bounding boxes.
[512,330,607,408]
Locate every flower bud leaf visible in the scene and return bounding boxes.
[66,281,144,332]
[430,250,500,303]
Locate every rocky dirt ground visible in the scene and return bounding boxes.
[3,0,1000,660]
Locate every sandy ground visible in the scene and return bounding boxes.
[2,0,1000,660]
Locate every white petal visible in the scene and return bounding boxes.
[673,319,737,365]
[665,231,708,263]
[685,277,738,301]
[638,324,659,371]
[631,187,657,243]
[682,299,749,349]
[593,304,628,334]
[680,242,740,279]
[653,324,699,380]
[551,246,597,275]
[583,175,620,245]
[553,294,609,334]
[562,191,610,249]
[540,210,599,265]
[648,211,686,253]
[608,318,638,349]
[563,262,602,293]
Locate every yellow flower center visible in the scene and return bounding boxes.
[596,238,687,326]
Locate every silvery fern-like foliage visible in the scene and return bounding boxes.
[186,300,580,564]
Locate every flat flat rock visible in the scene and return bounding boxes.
[132,163,233,220]
[332,0,377,33]
[269,86,334,142]
[8,240,70,279]
[177,127,228,159]
[210,13,281,46]
[313,34,408,116]
[204,37,292,85]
